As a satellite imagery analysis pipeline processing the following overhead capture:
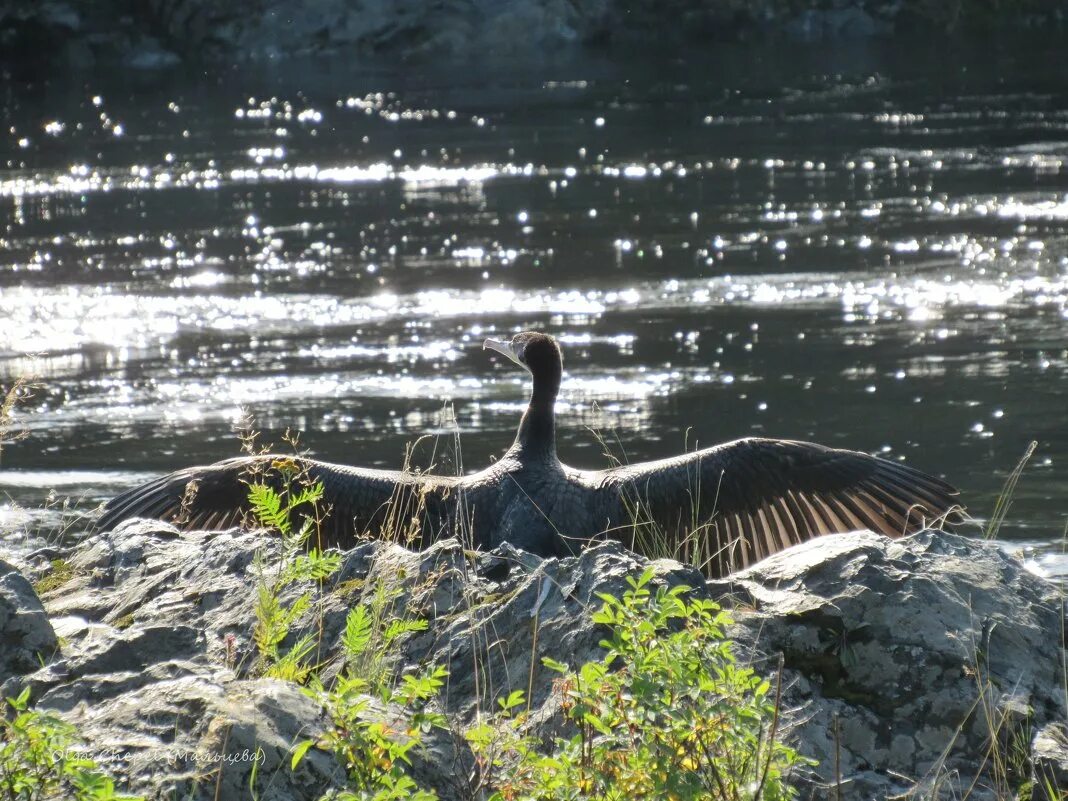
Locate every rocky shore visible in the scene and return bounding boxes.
[1,0,1066,73]
[1,521,1065,800]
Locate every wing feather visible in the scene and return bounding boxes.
[95,455,449,548]
[597,437,961,575]
[769,497,800,550]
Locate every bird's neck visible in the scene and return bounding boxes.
[511,377,558,462]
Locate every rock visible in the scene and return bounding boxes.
[124,37,181,69]
[1031,722,1068,800]
[0,558,59,683]
[2,0,1067,73]
[785,7,887,40]
[717,530,1067,800]
[60,675,341,801]
[1,522,1063,800]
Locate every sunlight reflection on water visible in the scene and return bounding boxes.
[1,48,1066,565]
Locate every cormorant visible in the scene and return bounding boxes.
[96,332,961,576]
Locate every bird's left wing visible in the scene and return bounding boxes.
[592,437,962,575]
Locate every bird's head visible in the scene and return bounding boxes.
[483,331,562,380]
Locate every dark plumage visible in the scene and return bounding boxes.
[96,331,962,576]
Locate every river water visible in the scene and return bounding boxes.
[1,40,1065,577]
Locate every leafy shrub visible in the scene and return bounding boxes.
[472,569,809,801]
[295,660,447,801]
[251,458,807,801]
[0,688,141,801]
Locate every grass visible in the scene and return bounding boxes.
[3,375,101,548]
[983,440,1038,540]
[0,376,36,467]
[588,424,727,575]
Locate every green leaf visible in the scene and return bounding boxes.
[498,689,525,712]
[342,606,372,657]
[464,723,494,751]
[13,686,31,709]
[248,483,288,532]
[383,618,428,645]
[542,656,569,673]
[582,712,613,736]
[287,483,325,510]
[290,739,315,770]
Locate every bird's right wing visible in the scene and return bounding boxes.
[95,455,446,548]
[596,437,962,575]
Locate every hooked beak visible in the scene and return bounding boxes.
[483,338,525,369]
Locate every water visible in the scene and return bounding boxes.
[1,41,1066,579]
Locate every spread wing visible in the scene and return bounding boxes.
[95,455,448,548]
[598,437,962,576]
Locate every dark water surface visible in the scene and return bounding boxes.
[1,41,1066,577]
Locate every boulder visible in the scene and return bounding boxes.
[715,530,1068,800]
[0,558,59,683]
[5,0,1068,72]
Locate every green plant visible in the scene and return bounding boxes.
[293,590,445,801]
[31,559,77,596]
[473,569,808,801]
[339,581,430,694]
[241,426,450,799]
[461,688,530,797]
[0,688,141,801]
[248,473,341,682]
[295,660,447,801]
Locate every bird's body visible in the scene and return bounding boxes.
[97,332,961,576]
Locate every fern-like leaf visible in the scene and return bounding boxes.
[343,606,373,659]
[248,483,289,533]
[384,618,429,646]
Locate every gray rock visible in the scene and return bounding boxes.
[3,0,1066,70]
[719,530,1067,799]
[0,558,59,683]
[1031,722,1068,800]
[57,674,342,801]
[125,37,181,69]
[2,522,1063,800]
[785,7,887,40]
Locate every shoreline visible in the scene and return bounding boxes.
[2,1,1067,77]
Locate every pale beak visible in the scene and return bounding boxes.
[483,338,525,369]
